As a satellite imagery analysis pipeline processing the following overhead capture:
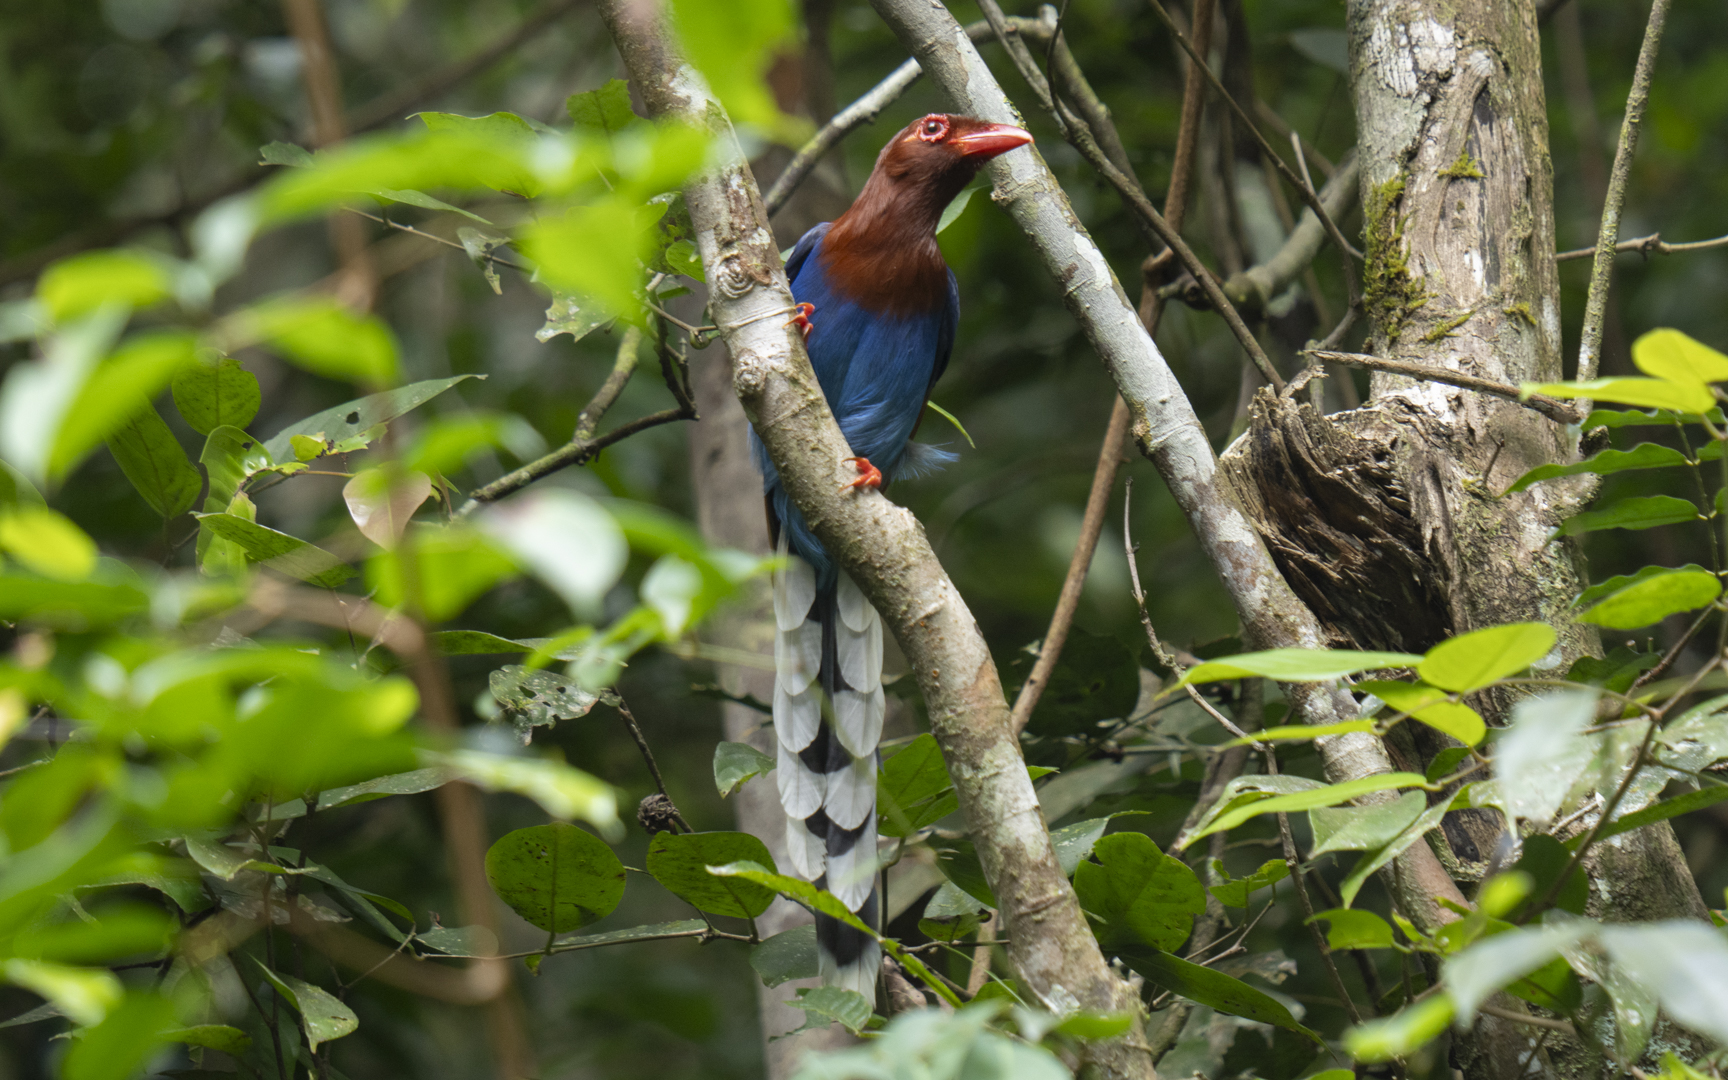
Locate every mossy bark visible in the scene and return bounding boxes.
[1221,0,1705,1074]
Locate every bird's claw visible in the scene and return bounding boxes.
[786,302,815,342]
[841,457,882,491]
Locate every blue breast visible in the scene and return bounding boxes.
[752,224,959,585]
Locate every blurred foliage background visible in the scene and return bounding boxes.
[2,0,1726,1075]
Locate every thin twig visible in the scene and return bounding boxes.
[457,405,692,513]
[1576,0,1673,381]
[1479,1001,1577,1035]
[1123,478,1182,675]
[1142,0,1361,305]
[347,207,527,272]
[1009,3,1213,733]
[1556,230,1728,262]
[1309,350,1584,425]
[576,327,643,443]
[614,695,690,832]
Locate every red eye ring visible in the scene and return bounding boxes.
[917,116,949,142]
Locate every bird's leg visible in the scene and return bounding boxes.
[840,457,882,491]
[786,302,815,341]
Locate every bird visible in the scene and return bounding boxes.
[751,113,1033,998]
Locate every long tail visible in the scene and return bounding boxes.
[773,533,885,999]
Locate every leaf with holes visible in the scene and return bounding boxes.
[489,665,604,743]
[262,375,481,464]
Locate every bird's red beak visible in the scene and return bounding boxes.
[951,123,1034,161]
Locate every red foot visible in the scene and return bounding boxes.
[841,457,882,491]
[786,302,815,342]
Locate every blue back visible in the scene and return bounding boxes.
[754,224,959,586]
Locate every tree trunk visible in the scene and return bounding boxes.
[1219,0,1706,1073]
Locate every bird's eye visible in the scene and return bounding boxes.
[923,120,942,135]
[917,117,948,142]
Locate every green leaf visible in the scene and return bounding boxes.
[1114,946,1319,1039]
[1223,719,1375,745]
[1,960,122,1026]
[935,838,997,909]
[1559,494,1701,536]
[259,141,315,168]
[1051,816,1113,877]
[518,197,657,319]
[164,1024,252,1055]
[404,411,546,476]
[59,992,177,1080]
[343,467,433,549]
[1507,442,1692,494]
[1359,679,1487,745]
[1583,406,1723,429]
[262,374,481,464]
[0,506,97,581]
[435,751,619,833]
[714,741,775,798]
[105,406,200,519]
[1180,648,1423,686]
[233,297,401,386]
[479,490,627,615]
[1310,790,1427,857]
[1418,622,1556,693]
[1522,376,1714,414]
[1576,785,1728,851]
[1345,995,1455,1062]
[878,733,957,836]
[536,290,612,344]
[1073,833,1205,949]
[1026,628,1142,736]
[1184,773,1427,845]
[368,524,518,622]
[171,356,260,436]
[922,400,977,449]
[750,925,817,987]
[414,111,544,196]
[1446,922,1594,1019]
[646,831,777,918]
[1508,834,1587,916]
[666,0,802,140]
[484,822,625,933]
[1632,329,1728,385]
[414,925,498,956]
[38,251,172,323]
[194,514,354,588]
[0,574,151,625]
[51,331,198,481]
[1495,691,1597,828]
[1308,908,1395,949]
[1580,566,1722,629]
[256,965,358,1052]
[789,986,873,1036]
[1599,923,1728,1046]
[567,79,638,136]
[1209,858,1290,908]
[937,184,981,235]
[369,186,492,223]
[0,306,127,483]
[547,918,706,952]
[489,665,603,744]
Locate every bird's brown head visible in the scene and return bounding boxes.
[834,114,1033,241]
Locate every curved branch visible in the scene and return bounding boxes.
[1224,154,1361,318]
[868,0,1469,931]
[595,3,1153,1074]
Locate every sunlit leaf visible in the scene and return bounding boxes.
[1521,377,1713,414]
[1445,921,1594,1018]
[171,355,260,436]
[1345,995,1455,1062]
[194,513,354,588]
[1578,566,1721,629]
[1183,773,1427,845]
[567,79,638,136]
[479,490,627,615]
[51,331,198,481]
[1180,648,1422,686]
[1418,623,1555,693]
[1307,908,1394,949]
[263,374,481,464]
[433,750,619,833]
[1310,790,1427,857]
[1599,921,1728,1045]
[38,251,172,323]
[230,297,400,387]
[1632,329,1728,386]
[367,523,518,621]
[0,506,96,581]
[60,991,177,1080]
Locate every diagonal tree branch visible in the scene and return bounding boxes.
[595,3,1154,1075]
[868,0,1469,932]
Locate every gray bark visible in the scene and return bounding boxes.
[597,3,1154,1077]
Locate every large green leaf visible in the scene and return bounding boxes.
[234,297,400,386]
[1360,680,1486,745]
[1631,329,1728,385]
[262,374,481,464]
[1308,908,1394,949]
[105,406,200,519]
[37,251,171,323]
[1346,995,1455,1062]
[171,355,260,436]
[1072,833,1205,950]
[1445,922,1594,1019]
[1309,790,1427,857]
[646,831,777,918]
[1507,442,1691,494]
[60,991,176,1080]
[567,79,638,136]
[1599,922,1728,1046]
[1114,945,1319,1039]
[1418,623,1556,693]
[1179,648,1422,686]
[879,733,957,836]
[0,505,97,582]
[50,331,197,482]
[1578,567,1721,629]
[194,514,354,588]
[483,823,625,933]
[1208,858,1289,908]
[1559,495,1701,536]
